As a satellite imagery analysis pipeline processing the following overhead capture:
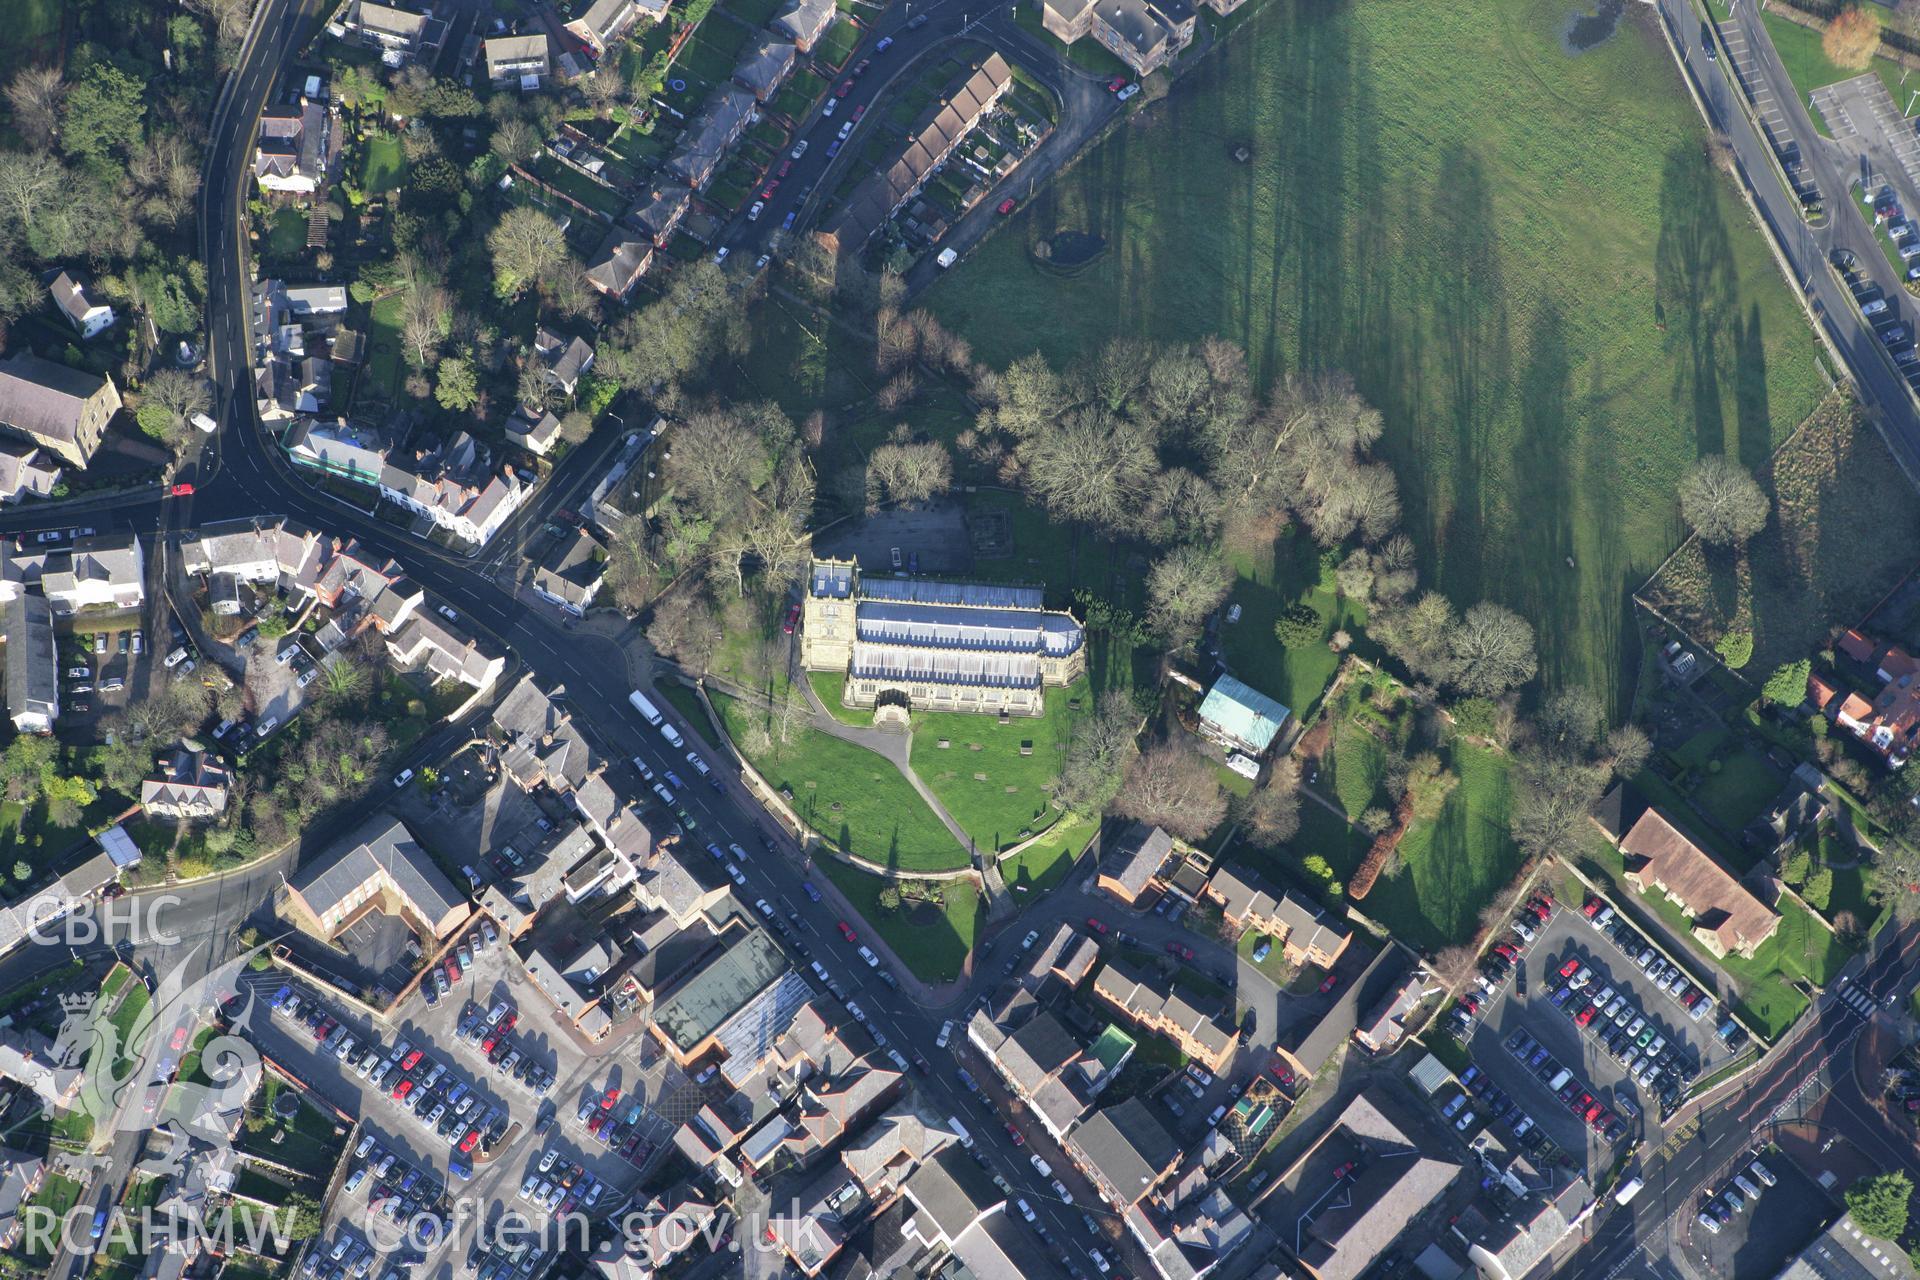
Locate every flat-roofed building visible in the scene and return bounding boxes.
[650,925,792,1065]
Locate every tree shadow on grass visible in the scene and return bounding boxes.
[1654,143,1738,460]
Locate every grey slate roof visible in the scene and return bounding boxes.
[1068,1097,1178,1201]
[291,813,466,926]
[0,353,112,449]
[1102,822,1173,898]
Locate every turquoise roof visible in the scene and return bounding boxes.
[1197,674,1289,752]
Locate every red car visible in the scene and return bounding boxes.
[1107,75,1128,91]
[588,1114,606,1137]
[1332,1161,1356,1179]
[1165,941,1193,960]
[779,160,793,178]
[482,1033,501,1054]
[783,603,801,634]
[314,1018,336,1042]
[1006,1123,1024,1145]
[1317,973,1339,994]
[997,198,1016,215]
[445,958,461,982]
[169,483,194,497]
[601,1087,621,1110]
[1557,958,1581,979]
[392,1080,413,1101]
[837,921,857,942]
[851,104,866,122]
[1581,897,1603,919]
[1575,1005,1596,1027]
[761,179,779,198]
[836,79,852,97]
[498,1012,518,1035]
[1458,993,1481,1014]
[168,1026,190,1051]
[401,1049,423,1071]
[1585,1104,1605,1127]
[459,1128,482,1153]
[1492,942,1519,961]
[1085,916,1108,935]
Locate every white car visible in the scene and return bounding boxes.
[822,97,837,116]
[437,605,458,622]
[1116,83,1139,101]
[713,246,730,265]
[748,200,765,221]
[936,1020,953,1049]
[790,140,809,159]
[728,842,748,861]
[728,864,747,887]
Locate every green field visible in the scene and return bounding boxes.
[817,858,980,982]
[999,811,1097,896]
[1344,744,1521,949]
[658,681,715,745]
[1761,11,1913,128]
[711,692,968,871]
[930,0,1827,711]
[906,682,1088,852]
[1223,531,1364,726]
[361,136,407,194]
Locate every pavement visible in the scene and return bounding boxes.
[1675,0,1920,480]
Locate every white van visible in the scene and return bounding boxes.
[936,248,958,269]
[1614,1177,1645,1205]
[948,1117,973,1149]
[628,690,663,725]
[660,722,685,748]
[1547,1067,1574,1092]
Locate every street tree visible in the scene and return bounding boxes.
[1825,6,1883,68]
[1679,454,1770,546]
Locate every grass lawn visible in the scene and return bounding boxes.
[813,18,862,68]
[1642,394,1920,678]
[362,292,406,405]
[711,692,968,871]
[658,681,714,745]
[264,207,308,259]
[1690,749,1780,833]
[999,811,1098,897]
[1221,530,1363,726]
[238,1080,345,1177]
[723,0,783,28]
[360,135,407,194]
[1349,744,1523,950]
[808,672,866,725]
[907,681,1089,852]
[19,1173,84,1261]
[929,0,1827,713]
[1238,927,1297,987]
[177,1025,221,1088]
[1760,12,1914,119]
[817,859,979,982]
[709,587,792,701]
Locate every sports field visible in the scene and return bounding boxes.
[929,0,1827,710]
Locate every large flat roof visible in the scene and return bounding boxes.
[653,926,791,1051]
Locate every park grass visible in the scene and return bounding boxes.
[906,681,1089,852]
[808,672,866,725]
[360,136,407,194]
[19,1173,83,1261]
[708,587,792,702]
[1642,393,1920,678]
[710,691,969,871]
[1350,744,1522,950]
[1760,11,1915,117]
[999,811,1097,897]
[929,0,1827,713]
[1222,531,1364,726]
[816,858,979,982]
[658,681,714,746]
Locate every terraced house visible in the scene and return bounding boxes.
[1617,808,1780,959]
[1205,866,1351,967]
[800,556,1085,717]
[1091,956,1237,1072]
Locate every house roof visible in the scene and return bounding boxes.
[899,1145,1000,1243]
[584,229,653,298]
[485,33,548,70]
[4,594,56,725]
[734,36,796,96]
[1286,942,1406,1077]
[1197,673,1290,753]
[1839,629,1876,663]
[0,353,114,448]
[290,813,466,927]
[49,272,102,326]
[39,533,143,600]
[535,328,595,388]
[346,0,428,37]
[1069,1097,1178,1201]
[670,87,757,182]
[0,440,59,501]
[1620,808,1780,955]
[1091,957,1235,1062]
[1102,822,1173,897]
[629,182,691,243]
[574,0,634,40]
[533,527,605,607]
[772,0,835,42]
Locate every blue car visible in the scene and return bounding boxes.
[422,982,439,1007]
[826,139,842,158]
[802,880,823,902]
[1550,985,1574,1008]
[782,211,796,231]
[450,1157,472,1181]
[269,985,291,1008]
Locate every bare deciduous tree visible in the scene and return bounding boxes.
[0,149,63,232]
[864,430,952,514]
[1052,690,1141,816]
[1448,602,1538,697]
[488,206,567,297]
[1678,454,1769,546]
[1144,543,1232,647]
[646,585,722,676]
[5,67,63,149]
[402,284,451,370]
[1113,742,1227,843]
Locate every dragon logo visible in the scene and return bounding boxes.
[32,942,269,1166]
